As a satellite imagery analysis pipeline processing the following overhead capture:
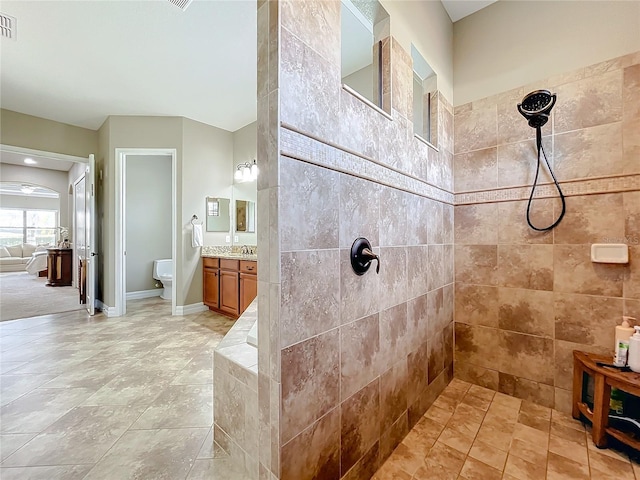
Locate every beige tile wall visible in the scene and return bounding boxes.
[453,52,640,413]
[260,0,456,478]
[256,1,281,479]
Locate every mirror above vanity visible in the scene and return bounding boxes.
[235,199,256,233]
[206,197,231,232]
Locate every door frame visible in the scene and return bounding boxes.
[1,143,91,309]
[72,173,86,289]
[115,148,177,317]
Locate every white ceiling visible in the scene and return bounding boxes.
[441,0,498,22]
[0,0,496,139]
[0,0,257,133]
[0,149,76,171]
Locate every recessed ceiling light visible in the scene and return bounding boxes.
[24,158,36,165]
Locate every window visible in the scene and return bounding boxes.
[341,0,389,109]
[412,45,438,146]
[0,209,57,246]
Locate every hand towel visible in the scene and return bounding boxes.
[192,223,203,248]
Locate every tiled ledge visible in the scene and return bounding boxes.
[213,299,258,478]
[214,299,258,388]
[455,173,640,205]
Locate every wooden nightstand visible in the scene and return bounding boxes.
[46,248,73,287]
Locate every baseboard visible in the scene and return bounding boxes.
[126,289,162,300]
[175,303,208,316]
[96,300,117,317]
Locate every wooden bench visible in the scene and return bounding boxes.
[573,350,640,450]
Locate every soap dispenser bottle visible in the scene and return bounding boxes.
[614,317,635,367]
[628,324,640,373]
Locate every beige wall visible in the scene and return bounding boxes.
[453,53,640,412]
[381,0,453,101]
[453,1,640,106]
[1,109,97,158]
[181,118,235,305]
[0,163,68,228]
[232,121,258,247]
[98,116,183,309]
[125,155,172,294]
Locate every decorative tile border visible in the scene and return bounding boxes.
[455,174,640,205]
[279,124,638,207]
[280,124,455,205]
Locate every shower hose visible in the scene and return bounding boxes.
[526,127,566,231]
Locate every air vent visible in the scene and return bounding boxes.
[0,13,16,40]
[167,0,194,11]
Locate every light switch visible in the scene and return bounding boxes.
[234,235,239,242]
[225,235,231,243]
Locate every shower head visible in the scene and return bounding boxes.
[517,89,556,128]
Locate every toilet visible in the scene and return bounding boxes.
[153,259,173,300]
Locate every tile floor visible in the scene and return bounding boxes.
[374,379,640,480]
[4,301,640,480]
[0,297,249,479]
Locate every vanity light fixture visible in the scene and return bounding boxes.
[234,160,258,183]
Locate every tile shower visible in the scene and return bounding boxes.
[454,55,640,412]
[256,0,455,477]
[249,0,640,478]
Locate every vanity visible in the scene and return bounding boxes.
[203,255,257,318]
[203,189,257,318]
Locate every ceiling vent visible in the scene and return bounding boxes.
[167,0,194,11]
[0,13,16,40]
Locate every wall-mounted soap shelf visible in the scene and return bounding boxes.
[591,244,629,264]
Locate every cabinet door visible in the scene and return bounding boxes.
[240,273,258,313]
[203,269,219,308]
[219,269,239,316]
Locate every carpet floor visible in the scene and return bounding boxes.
[0,272,84,322]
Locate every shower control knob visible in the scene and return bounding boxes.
[350,238,380,276]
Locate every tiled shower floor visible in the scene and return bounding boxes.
[374,379,640,480]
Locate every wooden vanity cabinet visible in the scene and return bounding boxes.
[219,259,240,316]
[203,257,257,318]
[203,257,219,309]
[240,260,258,313]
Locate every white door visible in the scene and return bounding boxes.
[74,175,86,290]
[86,154,96,315]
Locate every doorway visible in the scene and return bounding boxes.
[115,148,177,317]
[0,145,95,320]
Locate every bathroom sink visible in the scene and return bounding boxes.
[221,253,257,259]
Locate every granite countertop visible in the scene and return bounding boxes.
[201,252,258,261]
[201,245,257,261]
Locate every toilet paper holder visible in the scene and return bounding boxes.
[350,237,380,275]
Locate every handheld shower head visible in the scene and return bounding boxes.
[516,89,566,232]
[517,89,556,128]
